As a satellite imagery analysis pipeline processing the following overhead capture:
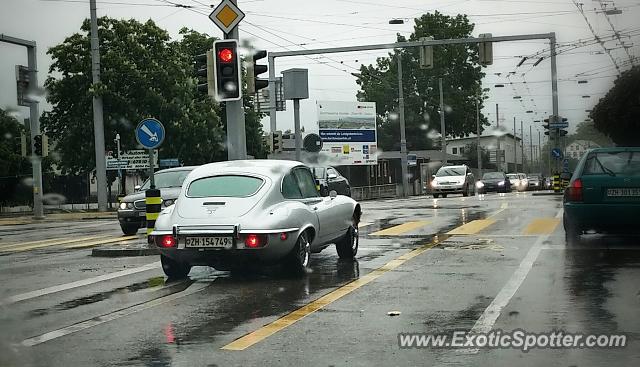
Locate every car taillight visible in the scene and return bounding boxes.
[566,178,583,202]
[159,235,176,248]
[244,234,267,248]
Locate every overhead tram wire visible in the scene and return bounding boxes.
[597,0,635,65]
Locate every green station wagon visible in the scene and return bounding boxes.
[563,147,640,241]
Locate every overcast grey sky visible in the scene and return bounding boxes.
[2,0,639,144]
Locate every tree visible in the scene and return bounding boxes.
[356,12,489,152]
[463,142,490,169]
[0,108,31,205]
[590,66,640,146]
[41,19,265,177]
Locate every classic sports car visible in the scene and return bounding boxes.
[149,160,362,278]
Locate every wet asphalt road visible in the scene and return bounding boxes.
[0,192,639,366]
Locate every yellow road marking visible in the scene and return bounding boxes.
[63,235,139,249]
[369,221,430,236]
[1,236,105,252]
[447,219,496,235]
[522,218,561,235]
[221,239,441,351]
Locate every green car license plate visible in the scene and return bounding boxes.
[185,236,233,248]
[607,188,640,197]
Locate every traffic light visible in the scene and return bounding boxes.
[213,40,242,101]
[419,36,434,69]
[478,33,493,65]
[16,65,32,107]
[247,50,269,94]
[33,134,42,156]
[272,130,283,153]
[559,129,568,137]
[195,50,214,97]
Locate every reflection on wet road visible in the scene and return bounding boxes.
[1,192,638,366]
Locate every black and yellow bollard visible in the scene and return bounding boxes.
[553,173,561,193]
[145,189,162,236]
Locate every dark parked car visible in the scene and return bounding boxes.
[311,166,351,197]
[563,147,640,242]
[117,166,196,235]
[477,171,512,193]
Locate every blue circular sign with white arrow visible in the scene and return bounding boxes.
[135,118,165,149]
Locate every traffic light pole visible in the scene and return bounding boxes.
[0,34,44,219]
[398,55,409,198]
[225,0,247,160]
[549,33,560,174]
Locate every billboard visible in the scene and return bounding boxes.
[317,101,378,165]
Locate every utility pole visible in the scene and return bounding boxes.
[1,35,45,218]
[90,0,108,211]
[550,33,560,174]
[529,124,533,174]
[520,121,524,173]
[225,0,247,160]
[439,78,447,165]
[538,130,542,174]
[115,133,122,195]
[398,55,409,197]
[495,104,500,171]
[513,116,517,172]
[476,97,482,175]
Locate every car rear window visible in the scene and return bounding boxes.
[583,151,640,176]
[187,175,264,197]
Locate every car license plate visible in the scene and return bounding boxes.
[139,212,146,217]
[185,236,233,248]
[607,188,640,197]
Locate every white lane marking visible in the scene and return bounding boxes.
[464,208,563,352]
[1,261,161,306]
[21,281,210,347]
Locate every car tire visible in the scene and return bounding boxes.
[160,254,191,279]
[120,223,139,235]
[563,214,581,244]
[433,193,439,198]
[442,194,448,198]
[462,185,469,197]
[285,231,311,274]
[336,224,359,259]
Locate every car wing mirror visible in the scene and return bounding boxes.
[328,173,338,180]
[329,190,338,199]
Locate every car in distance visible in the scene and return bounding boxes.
[506,173,527,192]
[563,147,640,242]
[149,160,362,278]
[429,165,475,198]
[527,173,543,191]
[117,166,196,235]
[477,172,512,194]
[310,165,351,197]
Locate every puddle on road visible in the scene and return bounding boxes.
[27,276,171,318]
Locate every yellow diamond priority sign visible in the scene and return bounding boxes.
[209,0,245,35]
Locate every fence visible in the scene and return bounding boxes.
[351,184,397,201]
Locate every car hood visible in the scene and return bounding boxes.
[176,196,262,219]
[481,178,505,184]
[433,175,464,183]
[121,187,183,203]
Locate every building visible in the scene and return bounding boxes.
[446,133,524,172]
[566,140,600,160]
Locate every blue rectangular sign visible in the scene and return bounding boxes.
[319,129,376,142]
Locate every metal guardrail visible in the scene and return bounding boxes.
[351,184,397,201]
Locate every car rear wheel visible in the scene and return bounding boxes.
[120,223,139,235]
[285,231,311,274]
[563,214,581,244]
[433,193,440,198]
[442,194,448,198]
[336,224,359,259]
[160,255,191,279]
[462,185,469,197]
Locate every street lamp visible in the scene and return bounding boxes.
[114,133,122,196]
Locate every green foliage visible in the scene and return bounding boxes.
[590,66,640,146]
[463,142,490,169]
[41,19,265,175]
[0,108,29,178]
[356,12,489,152]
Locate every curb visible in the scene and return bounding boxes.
[91,246,158,257]
[532,192,563,196]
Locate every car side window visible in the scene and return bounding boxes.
[293,168,320,198]
[327,168,337,177]
[282,173,303,199]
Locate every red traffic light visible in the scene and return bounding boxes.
[218,48,234,63]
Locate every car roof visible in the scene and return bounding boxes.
[586,147,640,153]
[156,166,198,173]
[189,160,303,179]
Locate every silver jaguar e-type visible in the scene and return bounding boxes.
[149,160,362,278]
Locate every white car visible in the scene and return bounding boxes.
[149,160,362,278]
[429,165,476,198]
